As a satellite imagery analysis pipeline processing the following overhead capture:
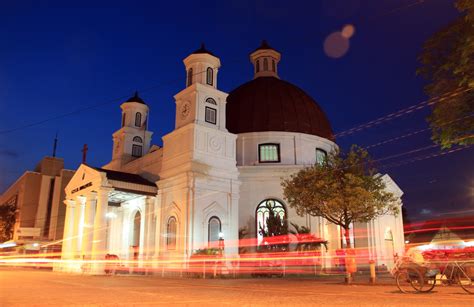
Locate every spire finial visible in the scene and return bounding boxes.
[125,91,146,104]
[260,40,272,49]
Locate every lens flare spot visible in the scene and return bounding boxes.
[323,32,350,59]
[341,24,355,38]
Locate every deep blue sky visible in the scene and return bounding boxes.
[0,0,472,222]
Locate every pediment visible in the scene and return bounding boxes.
[380,173,404,198]
[64,164,106,197]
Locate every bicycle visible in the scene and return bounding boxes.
[422,259,474,294]
[391,256,426,293]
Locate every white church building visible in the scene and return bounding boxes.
[57,42,404,274]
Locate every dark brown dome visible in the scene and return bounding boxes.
[226,77,334,140]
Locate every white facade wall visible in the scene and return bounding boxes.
[238,166,318,239]
[236,131,335,166]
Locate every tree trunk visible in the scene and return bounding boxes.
[343,226,353,284]
[344,227,351,248]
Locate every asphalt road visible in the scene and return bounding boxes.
[1,268,473,306]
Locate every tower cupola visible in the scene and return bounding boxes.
[250,40,281,79]
[183,43,221,89]
[108,91,153,168]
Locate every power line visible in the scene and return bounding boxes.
[363,114,474,149]
[0,66,230,135]
[335,87,471,138]
[374,144,438,163]
[380,144,473,170]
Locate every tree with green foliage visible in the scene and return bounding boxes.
[282,146,399,282]
[281,145,399,249]
[418,0,474,148]
[0,203,17,242]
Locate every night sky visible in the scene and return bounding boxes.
[1,0,472,222]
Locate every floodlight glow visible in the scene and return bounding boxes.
[0,242,16,248]
[106,212,117,219]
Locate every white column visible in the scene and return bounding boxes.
[61,199,76,260]
[81,192,96,260]
[227,192,239,256]
[322,218,332,270]
[91,187,112,274]
[154,194,162,262]
[73,196,85,258]
[144,196,155,260]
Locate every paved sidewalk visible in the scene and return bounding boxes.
[1,268,472,306]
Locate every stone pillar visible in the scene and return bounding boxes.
[61,199,76,260]
[81,192,96,260]
[72,196,85,258]
[154,194,162,263]
[144,196,155,261]
[90,187,112,274]
[227,191,240,256]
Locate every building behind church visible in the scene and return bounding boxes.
[56,42,405,274]
[0,156,74,250]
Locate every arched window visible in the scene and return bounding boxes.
[205,97,217,105]
[167,216,177,250]
[187,68,193,87]
[205,98,217,125]
[384,227,394,263]
[256,60,260,73]
[208,216,221,248]
[132,136,143,157]
[272,59,276,72]
[206,67,213,86]
[263,58,268,71]
[385,228,393,241]
[256,199,286,244]
[315,148,327,165]
[122,113,126,127]
[135,112,142,127]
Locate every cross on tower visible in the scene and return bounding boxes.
[81,144,88,164]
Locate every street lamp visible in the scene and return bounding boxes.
[218,232,225,255]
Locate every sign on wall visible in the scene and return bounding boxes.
[17,227,41,237]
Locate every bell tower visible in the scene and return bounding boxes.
[159,44,240,257]
[174,43,228,131]
[109,92,153,169]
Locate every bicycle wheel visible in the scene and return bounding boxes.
[419,276,436,293]
[458,263,474,294]
[396,269,424,293]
